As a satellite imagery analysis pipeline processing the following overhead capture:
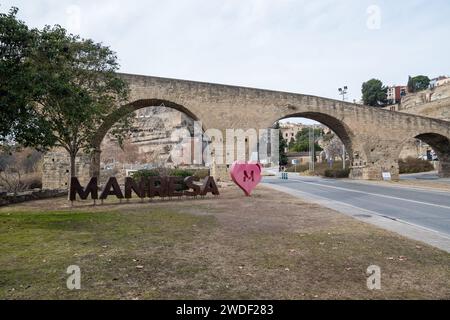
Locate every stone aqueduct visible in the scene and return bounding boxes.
[84,73,450,181]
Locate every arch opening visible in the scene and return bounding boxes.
[90,99,207,182]
[397,132,450,178]
[273,112,366,178]
[92,99,201,149]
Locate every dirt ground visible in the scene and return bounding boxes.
[1,185,449,300]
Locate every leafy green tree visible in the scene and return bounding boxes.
[407,75,431,93]
[274,122,288,166]
[290,128,323,152]
[0,7,55,149]
[292,141,308,152]
[288,137,296,150]
[361,79,387,107]
[32,26,130,177]
[1,7,131,178]
[414,76,430,91]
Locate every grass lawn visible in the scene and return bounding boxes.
[1,186,450,300]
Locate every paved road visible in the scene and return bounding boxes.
[263,175,450,236]
[400,171,450,185]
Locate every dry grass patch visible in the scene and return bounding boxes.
[1,186,449,299]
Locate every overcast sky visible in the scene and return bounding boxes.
[2,0,449,110]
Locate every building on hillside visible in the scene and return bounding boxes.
[280,123,306,142]
[387,85,407,105]
[430,76,450,89]
[382,81,450,162]
[384,104,400,111]
[280,123,330,144]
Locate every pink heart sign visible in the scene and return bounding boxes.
[230,162,262,196]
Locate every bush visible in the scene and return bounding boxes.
[192,169,210,179]
[169,168,196,179]
[22,173,42,189]
[131,168,210,191]
[0,171,42,193]
[285,164,309,173]
[324,168,350,178]
[399,157,434,174]
[132,168,210,180]
[285,161,350,178]
[132,169,161,180]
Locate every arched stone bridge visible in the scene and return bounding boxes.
[90,73,450,180]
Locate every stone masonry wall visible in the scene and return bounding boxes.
[42,149,91,190]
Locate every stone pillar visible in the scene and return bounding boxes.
[437,154,450,178]
[355,142,400,181]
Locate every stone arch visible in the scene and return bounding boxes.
[89,99,203,178]
[272,111,369,179]
[396,132,450,178]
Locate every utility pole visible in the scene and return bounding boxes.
[309,125,315,173]
[338,86,348,170]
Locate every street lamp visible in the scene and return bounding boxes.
[338,86,348,101]
[338,86,348,169]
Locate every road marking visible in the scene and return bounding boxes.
[263,183,450,241]
[286,175,450,195]
[279,179,450,210]
[343,179,450,195]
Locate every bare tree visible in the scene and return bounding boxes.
[0,148,43,194]
[0,164,26,194]
[323,135,344,161]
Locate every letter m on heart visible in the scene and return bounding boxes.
[243,170,255,182]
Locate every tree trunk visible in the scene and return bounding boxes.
[70,152,77,178]
[68,152,77,201]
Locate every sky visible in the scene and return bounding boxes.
[2,0,450,124]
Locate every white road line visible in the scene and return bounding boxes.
[262,183,450,248]
[286,180,450,210]
[286,176,450,195]
[341,179,450,195]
